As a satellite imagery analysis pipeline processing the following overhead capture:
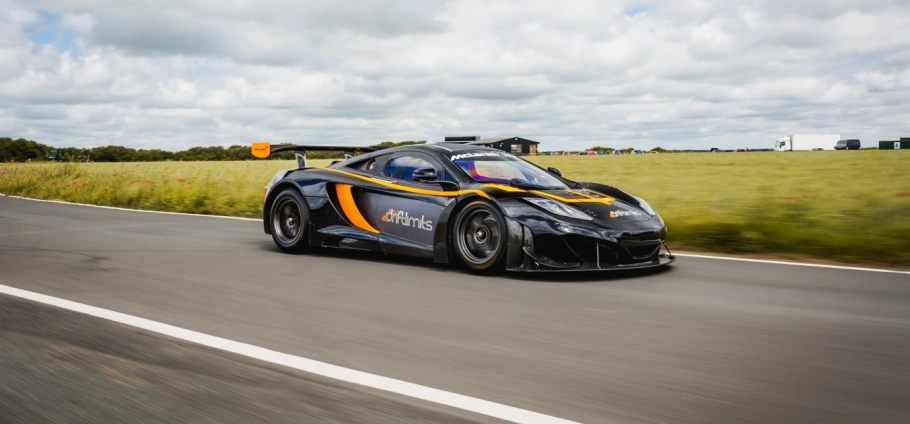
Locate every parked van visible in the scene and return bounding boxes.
[835,139,861,150]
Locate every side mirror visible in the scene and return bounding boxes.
[412,167,437,182]
[547,167,562,177]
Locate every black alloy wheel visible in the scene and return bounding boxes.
[270,188,309,253]
[453,200,506,272]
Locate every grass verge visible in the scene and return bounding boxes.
[2,151,908,266]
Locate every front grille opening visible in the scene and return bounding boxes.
[564,235,618,268]
[622,241,661,261]
[534,235,581,263]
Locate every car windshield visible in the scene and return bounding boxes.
[453,154,567,189]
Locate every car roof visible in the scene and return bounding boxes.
[420,143,502,153]
[341,143,504,166]
[368,143,503,156]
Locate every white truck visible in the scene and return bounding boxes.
[774,134,840,151]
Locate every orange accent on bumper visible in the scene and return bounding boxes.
[335,184,380,233]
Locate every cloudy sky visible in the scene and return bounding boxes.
[2,0,909,151]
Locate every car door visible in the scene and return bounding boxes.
[357,152,453,248]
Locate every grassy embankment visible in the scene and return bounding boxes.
[2,151,909,265]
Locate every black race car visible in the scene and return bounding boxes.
[252,142,674,272]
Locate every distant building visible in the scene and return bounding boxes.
[878,137,910,150]
[442,136,540,155]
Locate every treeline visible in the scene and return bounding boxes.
[0,137,426,162]
[582,146,667,153]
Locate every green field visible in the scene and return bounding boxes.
[2,151,909,265]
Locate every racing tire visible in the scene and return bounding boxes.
[270,188,310,253]
[452,200,507,272]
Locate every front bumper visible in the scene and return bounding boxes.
[511,250,675,272]
[507,227,675,272]
[501,202,675,272]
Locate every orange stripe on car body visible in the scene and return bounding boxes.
[580,188,615,200]
[532,190,614,205]
[482,184,526,193]
[335,184,380,233]
[568,189,596,199]
[319,167,491,200]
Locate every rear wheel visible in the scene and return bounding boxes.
[452,200,506,272]
[270,188,309,253]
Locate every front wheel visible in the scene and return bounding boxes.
[452,200,507,272]
[270,188,310,253]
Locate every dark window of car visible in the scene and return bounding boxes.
[347,154,393,175]
[383,155,443,182]
[347,157,374,172]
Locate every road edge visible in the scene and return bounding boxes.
[3,193,907,275]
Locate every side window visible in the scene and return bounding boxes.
[360,158,379,173]
[348,154,391,175]
[383,155,438,182]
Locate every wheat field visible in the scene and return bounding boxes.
[2,150,908,265]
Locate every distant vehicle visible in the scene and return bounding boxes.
[632,150,645,154]
[774,134,839,151]
[834,139,861,150]
[611,150,625,155]
[585,150,597,155]
[811,148,823,151]
[710,147,722,152]
[648,151,658,154]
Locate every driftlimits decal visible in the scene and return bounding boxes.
[610,210,644,218]
[382,209,434,231]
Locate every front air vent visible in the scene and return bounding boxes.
[621,240,661,260]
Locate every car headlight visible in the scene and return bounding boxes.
[633,196,657,216]
[524,198,594,220]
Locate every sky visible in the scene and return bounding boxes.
[1,0,909,151]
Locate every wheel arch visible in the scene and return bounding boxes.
[433,193,493,263]
[438,194,517,269]
[263,180,306,235]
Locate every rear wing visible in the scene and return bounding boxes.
[251,142,387,168]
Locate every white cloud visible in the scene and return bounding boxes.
[61,12,95,33]
[1,0,909,151]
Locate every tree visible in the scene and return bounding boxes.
[0,137,51,162]
[91,145,138,162]
[0,137,432,162]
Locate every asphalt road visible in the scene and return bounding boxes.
[0,295,495,423]
[1,195,909,423]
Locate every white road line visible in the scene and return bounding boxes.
[0,283,578,424]
[0,193,259,221]
[673,253,910,275]
[4,193,906,275]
